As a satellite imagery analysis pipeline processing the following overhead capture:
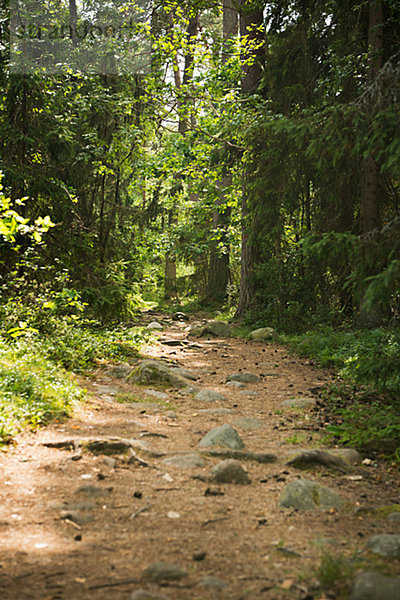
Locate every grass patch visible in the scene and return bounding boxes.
[0,341,84,444]
[279,326,400,457]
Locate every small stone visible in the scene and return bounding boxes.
[279,479,343,511]
[232,417,263,430]
[209,459,251,485]
[249,327,275,341]
[227,372,261,383]
[226,381,246,388]
[193,551,206,561]
[172,312,189,321]
[141,562,188,583]
[199,424,245,450]
[147,321,163,330]
[204,487,225,496]
[280,398,316,409]
[83,438,132,455]
[195,390,227,402]
[198,575,227,588]
[103,457,116,468]
[133,491,143,498]
[60,510,94,526]
[198,408,233,415]
[350,571,400,600]
[389,513,400,523]
[162,453,204,469]
[366,534,400,558]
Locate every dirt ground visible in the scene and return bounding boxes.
[0,316,399,600]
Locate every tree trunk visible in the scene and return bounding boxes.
[360,0,383,235]
[164,10,199,299]
[206,1,238,303]
[235,0,265,318]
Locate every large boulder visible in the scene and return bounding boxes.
[189,320,230,338]
[126,360,188,389]
[350,572,400,600]
[366,534,400,558]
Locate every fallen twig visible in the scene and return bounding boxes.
[201,517,230,527]
[129,503,154,519]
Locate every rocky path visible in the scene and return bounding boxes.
[0,316,399,600]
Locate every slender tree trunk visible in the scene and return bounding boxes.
[235,0,265,318]
[360,0,383,234]
[206,1,238,302]
[164,11,199,299]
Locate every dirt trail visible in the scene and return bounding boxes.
[0,317,399,600]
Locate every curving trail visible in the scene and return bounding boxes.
[0,315,399,600]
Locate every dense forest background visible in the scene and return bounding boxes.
[0,0,399,453]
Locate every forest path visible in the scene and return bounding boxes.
[0,314,399,600]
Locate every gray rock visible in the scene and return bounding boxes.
[60,510,94,525]
[389,512,400,523]
[280,398,316,409]
[198,408,233,415]
[199,320,230,338]
[147,321,163,330]
[350,571,400,600]
[66,501,96,511]
[141,562,188,583]
[82,438,132,455]
[279,479,343,511]
[330,448,362,464]
[209,459,251,484]
[188,324,204,337]
[239,391,258,397]
[103,456,116,468]
[76,485,113,498]
[249,327,275,341]
[144,389,169,400]
[200,448,277,464]
[232,417,263,430]
[195,390,227,403]
[129,591,171,600]
[366,534,400,558]
[162,453,204,469]
[226,381,246,388]
[171,367,199,381]
[127,360,188,389]
[199,424,245,450]
[285,449,349,471]
[198,575,227,588]
[105,364,133,379]
[227,372,261,384]
[172,312,189,322]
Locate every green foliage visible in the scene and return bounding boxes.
[281,326,400,454]
[314,550,357,598]
[325,393,400,456]
[0,341,84,444]
[281,326,400,395]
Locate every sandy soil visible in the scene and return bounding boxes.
[0,317,399,600]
